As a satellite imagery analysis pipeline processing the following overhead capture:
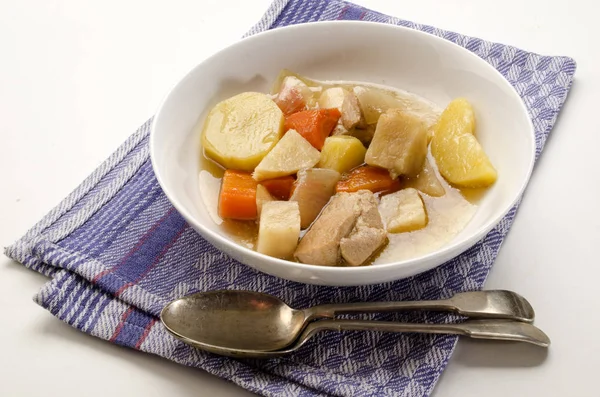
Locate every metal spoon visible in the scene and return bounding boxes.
[160,289,537,354]
[163,317,550,358]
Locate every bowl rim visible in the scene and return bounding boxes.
[150,20,536,276]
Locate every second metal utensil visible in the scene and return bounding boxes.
[164,318,550,358]
[160,289,535,353]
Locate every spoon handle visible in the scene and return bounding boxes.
[301,319,550,347]
[303,290,534,323]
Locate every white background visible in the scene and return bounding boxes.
[1,0,598,396]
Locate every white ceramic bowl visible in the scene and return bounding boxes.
[150,21,535,286]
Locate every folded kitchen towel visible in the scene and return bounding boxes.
[5,0,576,396]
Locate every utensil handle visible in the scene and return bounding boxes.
[302,319,550,347]
[303,290,534,323]
[304,300,455,321]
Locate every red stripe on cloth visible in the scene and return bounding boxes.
[134,319,157,350]
[114,282,134,297]
[91,207,176,283]
[91,269,111,284]
[337,5,349,19]
[114,224,189,297]
[359,10,366,20]
[109,307,134,342]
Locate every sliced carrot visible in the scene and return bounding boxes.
[260,175,295,200]
[335,165,401,194]
[275,87,306,116]
[284,108,341,150]
[218,170,258,220]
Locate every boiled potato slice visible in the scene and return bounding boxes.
[253,129,320,181]
[403,158,445,197]
[257,201,301,259]
[431,98,497,188]
[365,109,428,178]
[318,87,362,130]
[379,188,428,233]
[201,92,284,171]
[318,136,367,174]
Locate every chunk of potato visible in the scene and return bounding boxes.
[318,136,367,174]
[201,92,284,171]
[365,109,428,178]
[379,188,428,233]
[318,87,362,130]
[257,201,301,259]
[403,158,445,197]
[253,129,320,181]
[431,98,497,188]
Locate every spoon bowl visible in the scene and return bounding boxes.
[160,290,305,351]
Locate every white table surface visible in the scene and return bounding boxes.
[1,0,598,395]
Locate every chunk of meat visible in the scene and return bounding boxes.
[340,192,387,266]
[355,191,384,229]
[365,109,428,178]
[294,191,386,266]
[294,192,360,266]
[340,227,387,266]
[289,168,340,228]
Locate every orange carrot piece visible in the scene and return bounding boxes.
[284,108,341,150]
[260,175,295,200]
[218,170,258,220]
[275,88,306,116]
[336,165,401,194]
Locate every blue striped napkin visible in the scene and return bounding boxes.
[5,0,575,396]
